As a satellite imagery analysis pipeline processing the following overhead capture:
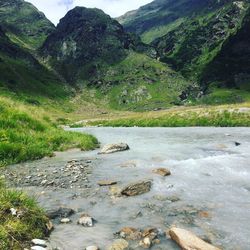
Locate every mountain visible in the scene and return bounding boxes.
[40,7,190,110]
[0,0,55,50]
[41,7,155,84]
[119,0,250,91]
[0,24,67,97]
[202,7,250,90]
[118,0,226,44]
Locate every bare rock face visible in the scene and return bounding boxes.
[108,239,129,250]
[121,180,152,196]
[169,227,221,250]
[152,168,171,176]
[99,143,129,154]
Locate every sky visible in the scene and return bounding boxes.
[27,0,153,25]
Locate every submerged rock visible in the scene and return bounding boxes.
[99,143,129,154]
[108,239,129,250]
[121,180,152,196]
[169,227,221,250]
[46,207,75,219]
[98,180,117,186]
[78,214,94,227]
[152,168,171,176]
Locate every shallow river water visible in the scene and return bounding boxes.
[4,127,250,249]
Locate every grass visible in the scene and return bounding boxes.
[82,104,250,127]
[0,96,98,167]
[0,179,50,250]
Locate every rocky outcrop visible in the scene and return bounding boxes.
[99,143,130,154]
[121,180,152,196]
[169,227,221,250]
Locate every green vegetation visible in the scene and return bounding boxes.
[0,179,49,250]
[85,107,250,127]
[0,97,98,167]
[91,52,189,111]
[0,0,54,50]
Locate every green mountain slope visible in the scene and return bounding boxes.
[0,0,55,50]
[0,25,67,97]
[118,0,231,44]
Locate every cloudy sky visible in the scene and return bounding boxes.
[27,0,153,25]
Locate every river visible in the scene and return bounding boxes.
[3,127,250,249]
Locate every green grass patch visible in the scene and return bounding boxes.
[0,98,98,167]
[86,109,250,127]
[0,180,50,249]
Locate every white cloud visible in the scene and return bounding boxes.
[26,0,153,25]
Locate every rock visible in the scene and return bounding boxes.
[119,227,142,240]
[235,141,241,146]
[98,180,117,186]
[46,207,75,219]
[139,237,151,248]
[108,239,129,250]
[99,143,129,154]
[10,208,17,216]
[152,168,171,176]
[121,180,152,196]
[86,246,99,250]
[46,220,54,232]
[109,186,122,197]
[60,218,71,223]
[31,247,46,250]
[78,214,94,227]
[169,227,221,250]
[31,239,47,247]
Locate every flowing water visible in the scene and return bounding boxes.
[4,127,250,249]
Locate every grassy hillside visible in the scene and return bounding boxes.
[89,52,190,111]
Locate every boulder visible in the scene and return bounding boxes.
[78,214,94,227]
[121,180,152,196]
[169,227,221,250]
[152,168,171,176]
[98,180,117,186]
[99,143,129,154]
[108,239,129,250]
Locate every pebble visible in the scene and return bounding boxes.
[60,218,71,223]
[31,239,47,247]
[86,246,99,250]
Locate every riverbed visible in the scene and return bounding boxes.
[2,127,250,249]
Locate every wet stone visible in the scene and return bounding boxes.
[46,207,75,219]
[121,180,152,196]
